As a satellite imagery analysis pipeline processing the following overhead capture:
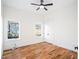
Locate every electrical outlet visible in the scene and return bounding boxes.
[74,46,78,50]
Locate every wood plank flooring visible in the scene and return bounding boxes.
[2,42,77,59]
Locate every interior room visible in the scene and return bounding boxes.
[2,0,78,59]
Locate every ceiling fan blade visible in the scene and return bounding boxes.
[44,7,48,11]
[43,3,53,6]
[31,3,40,6]
[36,7,40,10]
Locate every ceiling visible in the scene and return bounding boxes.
[2,0,77,12]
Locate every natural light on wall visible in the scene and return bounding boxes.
[44,25,53,40]
[0,0,3,58]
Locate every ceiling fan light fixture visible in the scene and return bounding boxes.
[40,6,44,9]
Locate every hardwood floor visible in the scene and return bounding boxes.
[2,42,77,59]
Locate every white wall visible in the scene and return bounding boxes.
[44,1,77,51]
[3,5,44,50]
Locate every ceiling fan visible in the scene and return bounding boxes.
[31,0,53,11]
